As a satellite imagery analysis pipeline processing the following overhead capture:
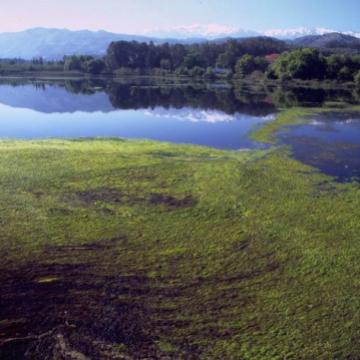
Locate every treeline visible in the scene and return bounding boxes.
[104,37,287,77]
[0,37,288,77]
[0,56,105,75]
[0,58,63,74]
[268,48,360,85]
[1,38,360,86]
[103,40,360,85]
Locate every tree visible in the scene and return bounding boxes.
[104,37,290,74]
[355,71,360,88]
[183,51,205,69]
[188,66,205,77]
[326,54,344,79]
[270,48,326,80]
[338,66,353,81]
[204,67,216,80]
[84,59,106,74]
[169,44,186,69]
[106,41,134,69]
[235,55,269,79]
[235,55,256,78]
[160,59,171,71]
[216,40,238,69]
[32,57,44,65]
[64,56,82,71]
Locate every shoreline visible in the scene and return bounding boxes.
[0,72,358,90]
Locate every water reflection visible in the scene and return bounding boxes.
[0,78,359,152]
[0,79,278,149]
[2,78,359,113]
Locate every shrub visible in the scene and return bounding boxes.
[354,71,360,88]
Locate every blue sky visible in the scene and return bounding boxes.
[1,0,359,35]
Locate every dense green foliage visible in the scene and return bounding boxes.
[105,38,288,73]
[63,55,106,74]
[269,48,360,81]
[355,71,360,88]
[104,40,360,82]
[0,56,106,75]
[0,58,64,74]
[269,48,327,80]
[234,54,268,78]
[1,38,360,83]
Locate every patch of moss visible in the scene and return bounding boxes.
[0,136,360,358]
[251,107,316,143]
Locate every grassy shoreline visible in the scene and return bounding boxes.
[1,115,360,358]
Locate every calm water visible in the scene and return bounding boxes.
[1,78,360,180]
[0,79,279,149]
[280,111,360,182]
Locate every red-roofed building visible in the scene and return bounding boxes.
[265,53,281,63]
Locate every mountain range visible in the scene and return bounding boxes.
[0,27,360,60]
[146,26,360,40]
[292,32,360,50]
[0,28,157,60]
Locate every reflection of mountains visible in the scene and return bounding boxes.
[0,79,357,115]
[0,84,114,113]
[0,80,276,116]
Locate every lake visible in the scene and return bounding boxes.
[280,111,360,182]
[1,78,360,180]
[0,78,277,149]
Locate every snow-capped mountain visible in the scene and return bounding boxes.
[0,26,359,60]
[292,32,360,49]
[262,27,360,39]
[145,24,258,39]
[145,25,360,40]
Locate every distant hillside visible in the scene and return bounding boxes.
[0,28,160,60]
[0,28,360,60]
[0,28,289,60]
[292,32,360,52]
[0,28,207,60]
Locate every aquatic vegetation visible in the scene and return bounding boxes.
[251,105,360,181]
[0,136,360,359]
[251,104,360,144]
[251,107,318,143]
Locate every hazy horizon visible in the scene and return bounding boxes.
[1,0,359,38]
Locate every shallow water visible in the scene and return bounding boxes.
[280,112,360,181]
